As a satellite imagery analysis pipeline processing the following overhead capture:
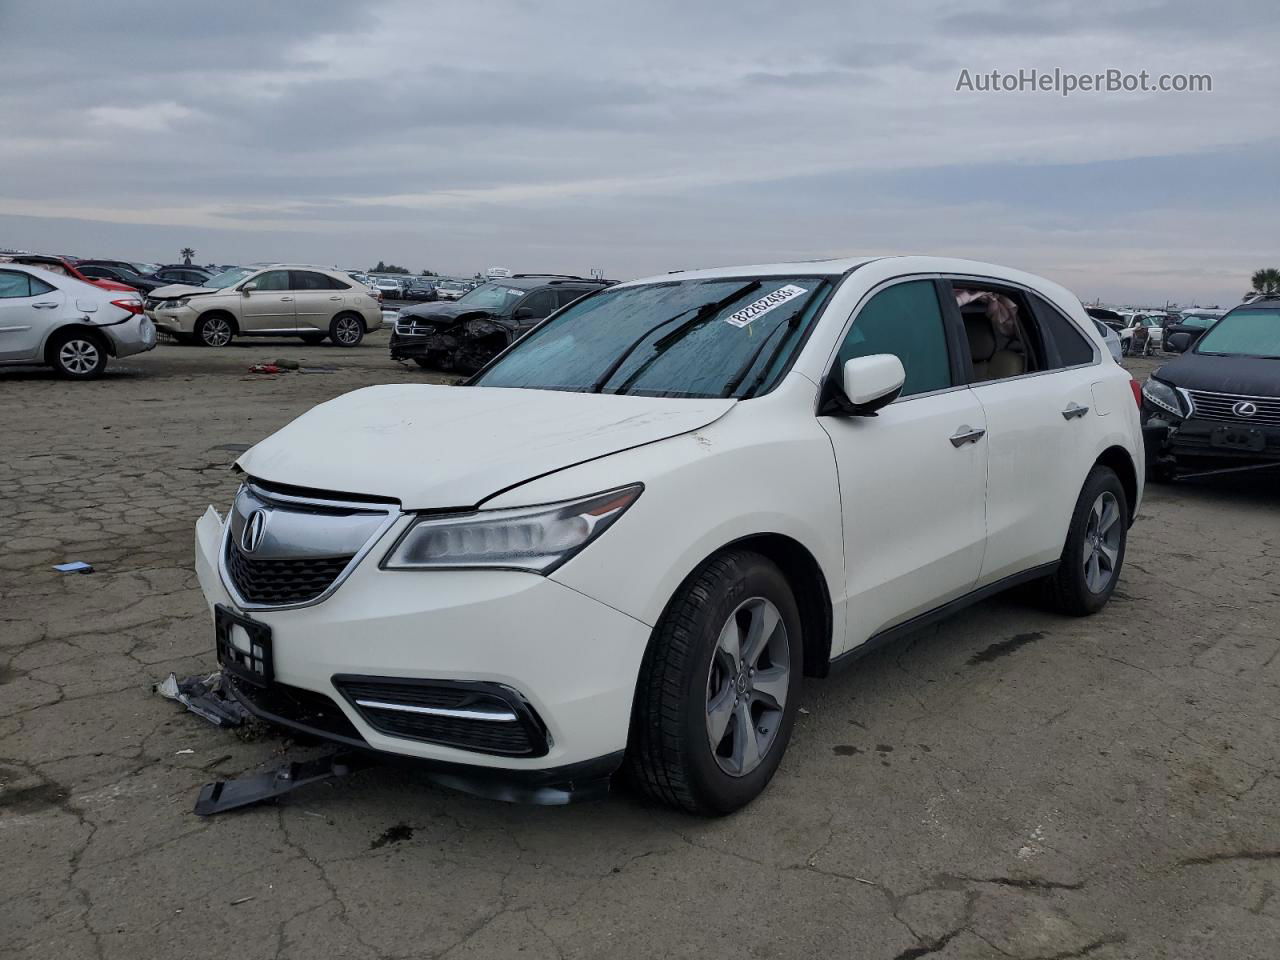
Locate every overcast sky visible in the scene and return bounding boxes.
[1,0,1277,305]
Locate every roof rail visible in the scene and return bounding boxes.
[510,273,593,281]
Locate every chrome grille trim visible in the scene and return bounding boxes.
[218,480,402,611]
[1186,389,1280,426]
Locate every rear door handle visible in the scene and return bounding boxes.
[950,425,986,447]
[280,296,294,302]
[32,301,59,309]
[329,296,342,301]
[1062,402,1090,420]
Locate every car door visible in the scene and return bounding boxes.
[238,270,296,332]
[945,278,1100,585]
[290,271,345,333]
[0,269,63,361]
[818,277,988,651]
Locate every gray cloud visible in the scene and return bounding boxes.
[0,0,1277,305]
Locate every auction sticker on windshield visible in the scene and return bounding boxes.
[724,284,808,328]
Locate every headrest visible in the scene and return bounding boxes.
[964,314,996,360]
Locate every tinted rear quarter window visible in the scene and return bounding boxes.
[1029,293,1096,367]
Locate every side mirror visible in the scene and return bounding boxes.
[1166,332,1191,353]
[822,354,906,416]
[241,281,258,295]
[513,307,535,320]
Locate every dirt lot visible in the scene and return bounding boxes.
[2,338,1277,959]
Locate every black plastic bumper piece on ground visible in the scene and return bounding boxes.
[194,751,368,816]
[224,675,624,806]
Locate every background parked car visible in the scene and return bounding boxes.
[372,276,404,300]
[405,277,438,300]
[433,279,468,300]
[0,264,155,377]
[1163,308,1226,350]
[392,274,610,371]
[0,254,140,295]
[76,261,166,294]
[1118,313,1164,356]
[150,264,215,286]
[146,265,382,347]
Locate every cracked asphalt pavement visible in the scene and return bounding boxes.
[2,339,1277,959]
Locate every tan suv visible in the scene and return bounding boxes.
[146,265,384,347]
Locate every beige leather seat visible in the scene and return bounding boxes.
[964,312,1026,380]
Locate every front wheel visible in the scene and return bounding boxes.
[329,314,364,347]
[1044,466,1129,615]
[195,314,234,347]
[628,550,803,815]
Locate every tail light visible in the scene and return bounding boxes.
[1129,378,1142,408]
[110,298,144,316]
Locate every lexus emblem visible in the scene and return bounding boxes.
[240,510,268,553]
[1233,401,1258,418]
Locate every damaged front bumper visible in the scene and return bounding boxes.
[191,506,646,804]
[1143,411,1280,476]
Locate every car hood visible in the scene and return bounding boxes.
[150,283,220,299]
[1156,354,1280,397]
[397,301,497,323]
[237,384,736,509]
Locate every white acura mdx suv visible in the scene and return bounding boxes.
[195,256,1144,814]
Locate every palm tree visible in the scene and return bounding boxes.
[180,247,196,265]
[1250,268,1280,294]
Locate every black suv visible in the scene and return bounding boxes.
[1141,296,1280,480]
[390,274,612,372]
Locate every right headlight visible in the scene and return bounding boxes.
[1142,378,1184,417]
[381,484,643,574]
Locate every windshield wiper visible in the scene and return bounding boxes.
[590,282,762,395]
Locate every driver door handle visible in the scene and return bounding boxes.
[950,425,986,447]
[329,296,342,300]
[280,296,294,302]
[1062,402,1090,420]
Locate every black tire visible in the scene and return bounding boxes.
[329,313,364,347]
[628,549,803,815]
[413,356,434,369]
[195,313,235,347]
[1044,466,1129,616]
[48,329,108,379]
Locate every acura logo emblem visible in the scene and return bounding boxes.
[1233,401,1258,418]
[241,509,268,553]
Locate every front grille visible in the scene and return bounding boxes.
[225,539,353,605]
[1187,390,1280,427]
[394,319,441,337]
[229,676,366,745]
[334,677,548,757]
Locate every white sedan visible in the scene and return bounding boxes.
[194,255,1145,814]
[0,264,155,378]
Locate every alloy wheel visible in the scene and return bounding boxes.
[1083,491,1122,593]
[334,316,362,345]
[202,317,232,346]
[59,339,99,375]
[705,596,790,777]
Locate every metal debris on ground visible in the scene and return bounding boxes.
[154,671,251,728]
[52,561,94,574]
[194,752,367,816]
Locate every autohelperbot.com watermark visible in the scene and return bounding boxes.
[955,67,1212,96]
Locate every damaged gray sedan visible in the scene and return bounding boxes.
[390,274,611,372]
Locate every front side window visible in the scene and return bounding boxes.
[836,280,952,397]
[1196,309,1280,358]
[517,289,556,320]
[474,276,832,399]
[251,270,290,291]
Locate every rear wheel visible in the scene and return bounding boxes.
[628,550,803,815]
[329,313,364,347]
[49,330,108,379]
[195,314,234,347]
[1044,466,1128,615]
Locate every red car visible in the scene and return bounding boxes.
[0,255,139,294]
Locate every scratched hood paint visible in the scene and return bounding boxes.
[238,384,736,508]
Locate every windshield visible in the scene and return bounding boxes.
[455,281,526,310]
[205,267,253,289]
[1181,313,1219,329]
[1195,309,1280,358]
[473,276,832,399]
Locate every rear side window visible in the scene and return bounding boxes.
[1029,293,1096,367]
[555,287,591,309]
[291,271,348,290]
[0,270,32,298]
[836,280,952,397]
